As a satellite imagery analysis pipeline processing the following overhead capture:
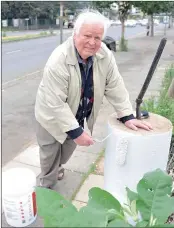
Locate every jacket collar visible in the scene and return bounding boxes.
[66,36,106,65]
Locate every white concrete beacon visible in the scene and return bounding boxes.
[104,112,173,205]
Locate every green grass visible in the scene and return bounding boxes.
[2,33,56,43]
[70,149,105,201]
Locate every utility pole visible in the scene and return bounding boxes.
[60,2,63,44]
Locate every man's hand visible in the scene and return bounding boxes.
[74,131,94,146]
[125,119,153,131]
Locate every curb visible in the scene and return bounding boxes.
[2,34,57,43]
[2,29,73,43]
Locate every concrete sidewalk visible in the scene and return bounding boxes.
[2,28,174,227]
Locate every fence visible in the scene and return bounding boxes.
[1,18,60,30]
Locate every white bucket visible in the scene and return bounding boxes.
[2,168,37,227]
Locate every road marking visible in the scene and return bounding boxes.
[6,49,21,54]
[2,70,43,89]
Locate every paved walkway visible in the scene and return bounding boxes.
[2,27,174,227]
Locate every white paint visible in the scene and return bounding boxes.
[6,50,21,55]
[104,113,173,205]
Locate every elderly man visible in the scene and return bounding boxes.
[35,10,152,189]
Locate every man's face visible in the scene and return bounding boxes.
[74,23,104,60]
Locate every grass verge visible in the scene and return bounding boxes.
[2,33,56,43]
[70,149,105,201]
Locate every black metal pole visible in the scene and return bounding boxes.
[136,37,167,119]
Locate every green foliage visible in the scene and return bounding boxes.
[133,1,174,15]
[118,1,132,22]
[36,169,174,227]
[1,1,87,20]
[119,37,128,52]
[136,169,174,224]
[92,1,113,12]
[142,65,174,131]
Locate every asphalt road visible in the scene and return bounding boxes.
[2,24,164,166]
[2,25,165,84]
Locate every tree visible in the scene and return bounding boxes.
[92,1,132,51]
[117,1,132,51]
[133,1,174,36]
[92,1,113,13]
[1,1,10,19]
[1,1,85,20]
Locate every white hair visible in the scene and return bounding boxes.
[73,9,110,39]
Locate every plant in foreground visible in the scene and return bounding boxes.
[36,169,174,227]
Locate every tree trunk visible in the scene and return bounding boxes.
[35,16,38,30]
[168,15,173,28]
[121,20,125,39]
[150,14,154,37]
[167,78,174,98]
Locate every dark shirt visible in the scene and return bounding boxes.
[66,50,135,140]
[66,51,94,139]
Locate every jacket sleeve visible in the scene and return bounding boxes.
[40,64,81,133]
[104,53,133,118]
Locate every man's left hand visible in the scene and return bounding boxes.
[125,119,153,131]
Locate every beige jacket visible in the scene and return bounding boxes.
[35,36,133,144]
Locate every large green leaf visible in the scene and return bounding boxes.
[108,219,132,227]
[43,207,77,227]
[36,187,77,218]
[74,208,108,227]
[36,187,107,227]
[136,169,174,224]
[85,187,124,220]
[126,187,139,203]
[44,208,107,227]
[135,221,148,227]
